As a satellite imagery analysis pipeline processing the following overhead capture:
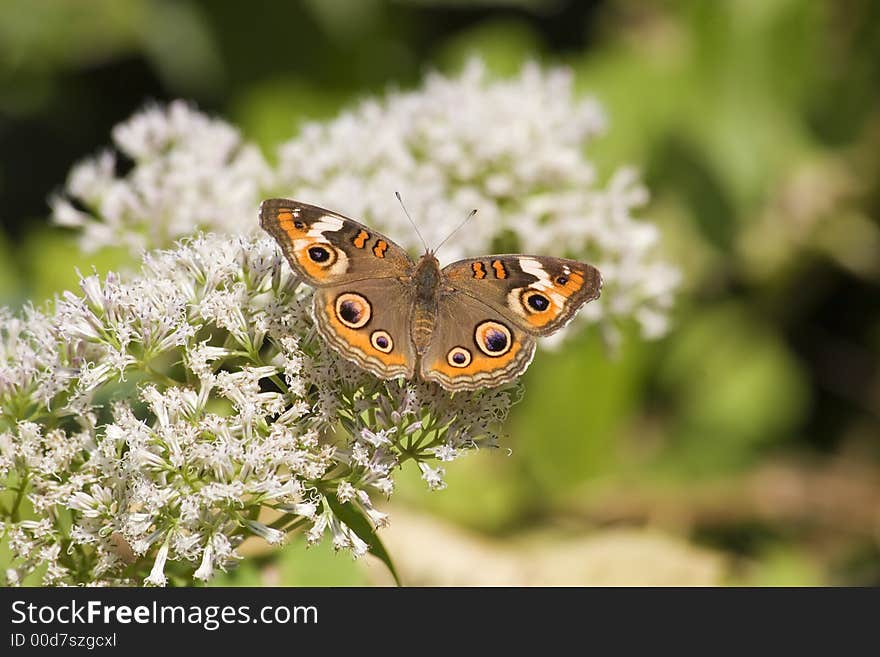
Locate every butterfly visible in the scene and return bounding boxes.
[260,198,602,392]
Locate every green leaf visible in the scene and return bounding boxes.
[325,493,402,587]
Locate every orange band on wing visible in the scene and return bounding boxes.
[428,341,523,378]
[472,262,486,279]
[373,240,388,258]
[492,260,507,279]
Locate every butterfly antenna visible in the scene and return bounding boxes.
[395,192,430,253]
[433,208,478,255]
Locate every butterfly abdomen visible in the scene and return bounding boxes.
[411,308,435,356]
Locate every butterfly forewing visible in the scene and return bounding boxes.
[441,255,602,336]
[259,199,414,287]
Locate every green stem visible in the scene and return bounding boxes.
[144,365,180,387]
[10,471,30,522]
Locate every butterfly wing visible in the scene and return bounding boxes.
[313,279,417,380]
[261,199,418,379]
[418,255,600,391]
[441,255,602,336]
[419,292,536,391]
[260,198,415,286]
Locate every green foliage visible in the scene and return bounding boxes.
[232,78,352,156]
[434,18,544,75]
[657,303,810,474]
[514,329,653,490]
[0,233,20,306]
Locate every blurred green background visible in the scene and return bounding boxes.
[2,0,879,585]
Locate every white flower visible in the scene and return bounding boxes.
[347,530,369,559]
[356,490,389,529]
[329,515,352,551]
[370,477,394,498]
[193,540,214,582]
[307,512,330,546]
[246,520,285,546]
[359,427,396,447]
[278,501,317,518]
[432,444,459,462]
[144,542,169,587]
[337,481,356,503]
[186,342,234,382]
[418,462,448,491]
[6,568,20,586]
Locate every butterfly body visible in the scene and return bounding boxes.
[260,199,601,391]
[411,253,442,355]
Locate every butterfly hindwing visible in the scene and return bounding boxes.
[260,198,414,287]
[312,278,417,380]
[420,292,536,391]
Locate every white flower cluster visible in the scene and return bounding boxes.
[52,101,272,255]
[0,235,515,585]
[277,60,679,339]
[53,60,678,339]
